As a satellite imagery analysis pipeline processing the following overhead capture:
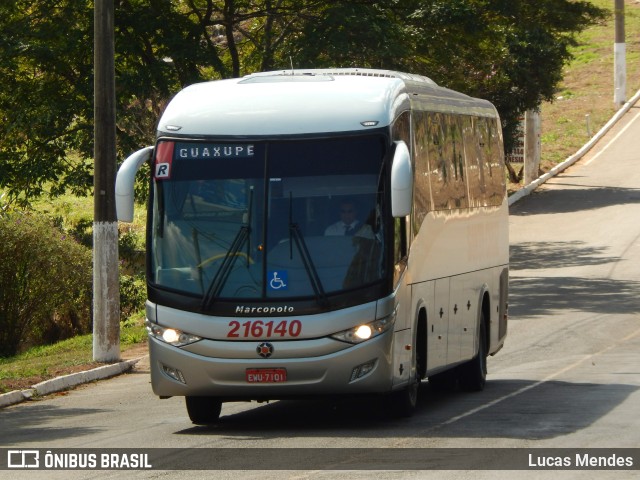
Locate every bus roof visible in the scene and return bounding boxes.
[157,68,497,137]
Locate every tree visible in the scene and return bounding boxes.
[0,0,325,204]
[289,0,607,152]
[289,1,416,69]
[412,0,607,152]
[0,1,94,205]
[0,0,607,205]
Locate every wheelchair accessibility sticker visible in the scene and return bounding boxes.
[268,271,288,291]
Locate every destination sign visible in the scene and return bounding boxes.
[175,143,255,160]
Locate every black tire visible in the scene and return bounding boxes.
[459,316,487,392]
[389,369,421,418]
[185,396,222,425]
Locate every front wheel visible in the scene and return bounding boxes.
[185,396,222,425]
[459,317,487,392]
[389,369,421,418]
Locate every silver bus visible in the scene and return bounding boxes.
[116,68,509,424]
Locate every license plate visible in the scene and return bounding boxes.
[246,368,287,383]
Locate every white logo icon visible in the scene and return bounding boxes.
[8,450,40,469]
[269,272,287,290]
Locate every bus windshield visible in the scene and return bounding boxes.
[151,136,387,306]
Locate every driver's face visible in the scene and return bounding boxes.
[340,203,356,224]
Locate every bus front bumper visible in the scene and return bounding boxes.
[148,331,395,400]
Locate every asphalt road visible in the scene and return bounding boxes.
[1,106,640,479]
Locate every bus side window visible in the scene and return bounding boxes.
[412,110,431,235]
[464,116,487,208]
[486,119,507,204]
[427,112,448,210]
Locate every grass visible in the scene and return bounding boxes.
[2,0,640,396]
[537,0,640,171]
[0,315,147,394]
[31,190,147,243]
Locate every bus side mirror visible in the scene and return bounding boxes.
[390,141,412,218]
[115,146,154,222]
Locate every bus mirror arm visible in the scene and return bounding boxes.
[115,146,154,222]
[390,141,413,218]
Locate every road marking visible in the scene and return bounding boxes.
[437,324,640,429]
[584,108,640,165]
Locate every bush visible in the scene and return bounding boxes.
[69,216,93,248]
[0,212,92,357]
[119,271,146,319]
[118,228,145,273]
[61,217,147,319]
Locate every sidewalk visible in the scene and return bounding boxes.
[508,89,640,206]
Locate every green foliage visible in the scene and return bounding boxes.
[373,0,606,153]
[119,272,146,319]
[0,334,95,393]
[291,2,414,69]
[0,0,608,205]
[120,314,147,345]
[65,216,147,320]
[69,217,94,248]
[118,229,143,263]
[287,0,607,152]
[0,212,93,357]
[0,208,147,356]
[0,0,94,206]
[118,225,147,319]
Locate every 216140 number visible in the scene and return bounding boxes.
[227,319,302,338]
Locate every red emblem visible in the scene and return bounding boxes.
[256,342,274,358]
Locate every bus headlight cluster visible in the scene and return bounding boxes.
[146,320,201,347]
[331,316,395,344]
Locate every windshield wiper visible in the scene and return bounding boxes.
[201,188,254,309]
[288,193,328,308]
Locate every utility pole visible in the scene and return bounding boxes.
[93,0,120,362]
[524,110,541,185]
[614,0,626,108]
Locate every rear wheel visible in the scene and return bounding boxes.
[459,316,487,392]
[185,396,222,425]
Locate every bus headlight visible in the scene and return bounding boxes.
[331,316,395,344]
[146,320,201,347]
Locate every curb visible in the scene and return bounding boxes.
[0,357,144,409]
[509,89,640,206]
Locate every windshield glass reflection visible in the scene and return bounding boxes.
[151,136,387,304]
